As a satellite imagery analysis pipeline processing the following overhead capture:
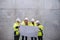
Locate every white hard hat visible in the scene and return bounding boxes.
[24,17,29,20]
[36,20,40,24]
[16,18,21,22]
[31,18,35,22]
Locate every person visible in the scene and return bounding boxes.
[30,18,37,40]
[21,17,33,40]
[13,18,21,40]
[36,20,44,40]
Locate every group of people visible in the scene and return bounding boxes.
[13,17,44,40]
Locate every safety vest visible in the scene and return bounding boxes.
[13,22,20,35]
[31,22,36,26]
[21,21,33,26]
[38,25,44,36]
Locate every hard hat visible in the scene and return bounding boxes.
[16,18,21,22]
[31,18,35,22]
[36,20,40,24]
[24,17,29,20]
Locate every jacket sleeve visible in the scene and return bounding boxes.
[13,23,18,31]
[39,25,44,31]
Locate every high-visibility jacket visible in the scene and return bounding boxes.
[13,22,20,35]
[38,25,44,36]
[30,22,36,26]
[21,21,33,26]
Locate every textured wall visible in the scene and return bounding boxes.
[0,0,60,40]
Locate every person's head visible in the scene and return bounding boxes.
[16,18,21,23]
[31,18,35,24]
[24,17,29,25]
[31,18,35,22]
[36,20,40,26]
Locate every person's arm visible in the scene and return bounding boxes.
[13,24,19,31]
[39,25,44,31]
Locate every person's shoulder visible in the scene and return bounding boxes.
[28,22,32,24]
[28,22,33,26]
[13,22,17,27]
[21,21,25,25]
[39,25,44,28]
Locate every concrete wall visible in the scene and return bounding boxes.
[0,0,60,40]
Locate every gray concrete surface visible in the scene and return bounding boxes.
[0,0,60,40]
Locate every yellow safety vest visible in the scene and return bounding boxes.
[38,25,44,36]
[30,22,36,26]
[21,21,33,26]
[13,22,20,35]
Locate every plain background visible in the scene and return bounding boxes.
[0,0,60,40]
